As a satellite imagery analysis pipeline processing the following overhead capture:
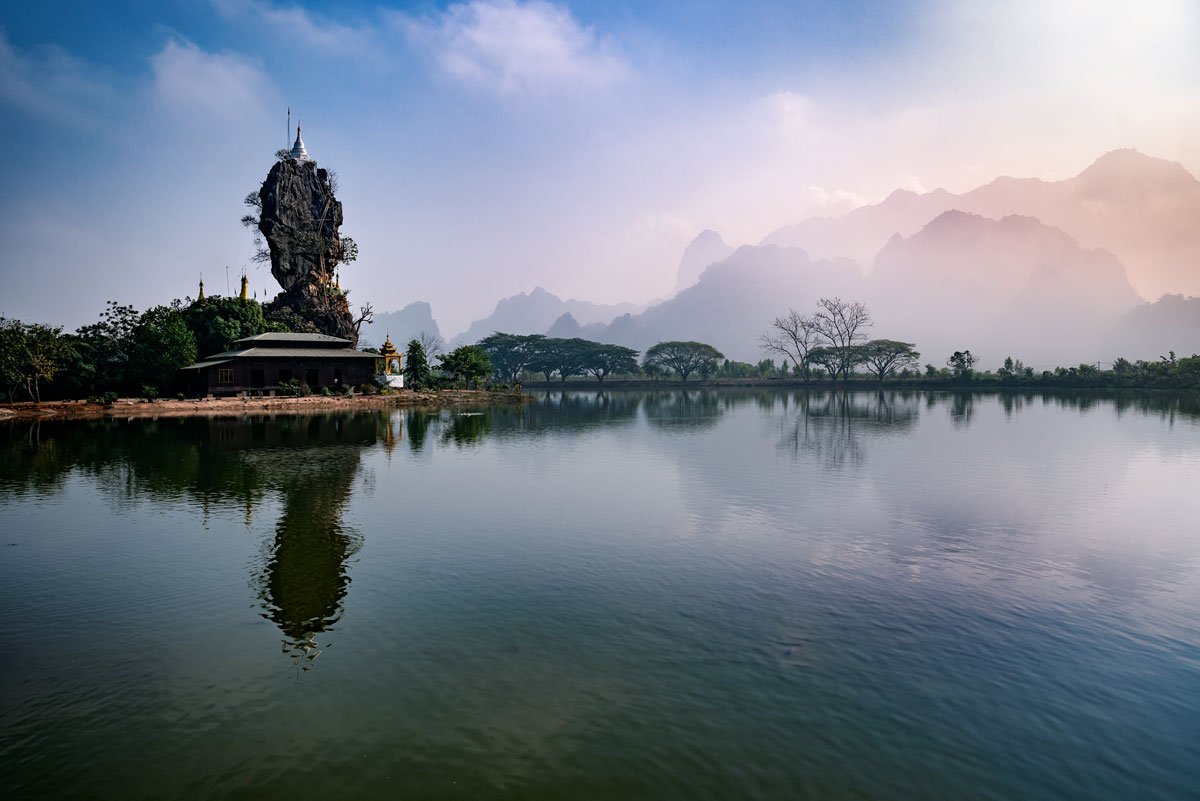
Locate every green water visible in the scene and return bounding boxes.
[2,389,1198,799]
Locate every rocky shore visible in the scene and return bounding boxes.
[0,390,529,420]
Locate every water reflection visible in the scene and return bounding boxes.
[0,413,380,664]
[777,390,920,470]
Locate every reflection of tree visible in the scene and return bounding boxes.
[642,390,724,432]
[0,413,378,667]
[406,410,435,452]
[442,412,492,446]
[778,390,920,470]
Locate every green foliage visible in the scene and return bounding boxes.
[643,341,725,381]
[528,337,590,382]
[0,317,76,402]
[141,385,158,401]
[278,378,300,396]
[438,345,491,388]
[360,382,380,396]
[403,339,433,389]
[947,350,978,380]
[581,343,639,383]
[860,339,920,383]
[478,333,547,384]
[103,390,118,405]
[320,386,333,396]
[183,296,272,357]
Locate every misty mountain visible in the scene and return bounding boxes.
[1101,294,1200,363]
[450,287,644,346]
[764,149,1200,300]
[574,245,864,361]
[867,211,1143,368]
[675,229,735,292]
[359,301,440,350]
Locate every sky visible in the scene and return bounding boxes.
[2,0,1199,335]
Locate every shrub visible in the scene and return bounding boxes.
[103,391,118,405]
[141,385,158,401]
[278,378,300,396]
[320,386,333,396]
[299,383,313,397]
[342,385,354,397]
[360,382,379,396]
[87,395,103,405]
[176,393,185,401]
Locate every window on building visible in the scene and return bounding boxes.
[218,368,234,384]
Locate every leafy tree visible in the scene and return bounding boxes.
[860,339,920,383]
[73,301,140,391]
[404,339,432,389]
[947,350,977,380]
[529,337,589,382]
[807,346,842,381]
[0,319,75,403]
[129,306,197,392]
[581,343,639,383]
[438,345,491,388]
[478,332,546,384]
[643,341,725,381]
[183,296,277,357]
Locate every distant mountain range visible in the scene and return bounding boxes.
[377,150,1199,367]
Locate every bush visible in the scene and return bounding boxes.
[103,391,118,406]
[141,385,158,401]
[299,383,313,397]
[360,382,379,396]
[176,393,185,401]
[278,378,300,396]
[87,395,103,405]
[342,385,354,397]
[320,386,333,396]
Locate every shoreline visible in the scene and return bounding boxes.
[0,390,530,421]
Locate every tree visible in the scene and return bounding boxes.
[947,350,977,380]
[404,339,432,389]
[183,296,275,357]
[761,309,821,382]
[643,341,725,381]
[417,330,444,359]
[807,346,841,382]
[860,339,920,383]
[581,343,639,383]
[438,345,491,388]
[0,319,74,403]
[129,306,197,393]
[812,297,872,381]
[478,332,547,384]
[529,337,589,382]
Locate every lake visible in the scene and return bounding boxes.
[2,389,1198,800]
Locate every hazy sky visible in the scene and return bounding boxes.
[3,0,1198,335]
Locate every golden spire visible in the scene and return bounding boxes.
[240,273,249,301]
[334,270,340,292]
[198,276,205,302]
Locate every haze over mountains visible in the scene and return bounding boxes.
[372,150,1200,368]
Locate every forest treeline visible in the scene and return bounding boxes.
[3,295,1198,403]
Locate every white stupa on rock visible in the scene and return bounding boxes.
[289,125,311,162]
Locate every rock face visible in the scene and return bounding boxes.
[258,158,358,344]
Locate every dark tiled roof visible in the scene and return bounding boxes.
[181,347,377,370]
[233,332,351,345]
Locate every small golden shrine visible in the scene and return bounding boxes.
[379,335,403,376]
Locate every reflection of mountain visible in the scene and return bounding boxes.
[0,413,381,666]
[244,416,379,661]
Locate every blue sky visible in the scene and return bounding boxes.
[3,0,1198,335]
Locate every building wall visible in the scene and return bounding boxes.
[193,357,379,396]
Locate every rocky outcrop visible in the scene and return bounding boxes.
[258,158,358,343]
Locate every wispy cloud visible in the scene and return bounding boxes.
[0,26,117,126]
[150,39,273,119]
[398,0,628,95]
[210,0,376,54]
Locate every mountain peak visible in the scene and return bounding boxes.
[1074,149,1196,196]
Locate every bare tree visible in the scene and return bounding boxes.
[418,330,445,359]
[352,302,374,343]
[761,309,821,383]
[813,297,872,381]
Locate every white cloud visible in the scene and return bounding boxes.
[399,0,627,94]
[150,39,273,118]
[0,26,117,126]
[210,0,376,54]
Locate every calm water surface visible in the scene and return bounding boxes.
[2,389,1199,800]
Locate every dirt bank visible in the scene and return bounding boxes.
[0,390,529,420]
